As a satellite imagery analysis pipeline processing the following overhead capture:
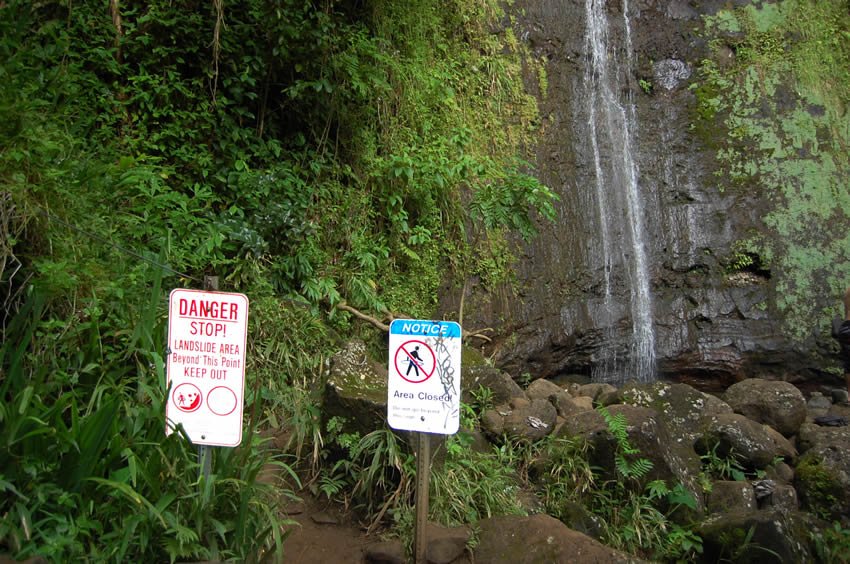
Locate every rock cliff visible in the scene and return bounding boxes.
[448,0,850,388]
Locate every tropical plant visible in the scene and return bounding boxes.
[0,279,298,562]
[582,407,701,561]
[316,423,416,529]
[699,441,747,482]
[597,406,654,481]
[811,522,850,564]
[430,431,526,526]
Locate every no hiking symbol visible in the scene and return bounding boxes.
[387,319,461,434]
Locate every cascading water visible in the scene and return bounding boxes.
[583,0,655,383]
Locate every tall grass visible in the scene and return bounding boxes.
[0,272,298,562]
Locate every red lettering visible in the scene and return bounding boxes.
[179,298,238,320]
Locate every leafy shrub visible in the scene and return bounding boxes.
[315,422,415,528]
[0,280,297,562]
[812,522,850,564]
[430,432,526,526]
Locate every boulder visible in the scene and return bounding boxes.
[558,405,703,510]
[795,421,850,520]
[706,481,755,514]
[618,381,733,445]
[502,399,557,441]
[364,540,406,564]
[763,461,795,484]
[463,366,526,405]
[546,499,604,540]
[806,392,832,419]
[473,514,647,563]
[480,408,506,437]
[576,383,616,402]
[697,508,817,563]
[483,399,557,442]
[552,393,593,419]
[698,413,793,470]
[526,378,567,401]
[557,409,617,479]
[425,522,472,564]
[724,379,807,437]
[323,340,387,435]
[762,483,798,511]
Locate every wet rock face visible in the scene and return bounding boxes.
[446,0,836,387]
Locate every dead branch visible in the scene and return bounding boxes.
[336,301,390,332]
[108,0,123,64]
[334,302,493,343]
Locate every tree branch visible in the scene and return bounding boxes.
[334,302,492,343]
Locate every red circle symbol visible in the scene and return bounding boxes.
[207,386,238,416]
[394,340,435,384]
[173,383,202,412]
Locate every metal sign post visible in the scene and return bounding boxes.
[386,319,461,564]
[165,275,249,481]
[198,278,216,480]
[414,432,431,564]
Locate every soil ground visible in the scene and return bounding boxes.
[281,491,385,563]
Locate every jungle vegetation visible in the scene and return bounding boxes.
[0,0,555,560]
[4,0,850,561]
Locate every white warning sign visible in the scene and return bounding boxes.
[165,289,249,447]
[387,319,461,434]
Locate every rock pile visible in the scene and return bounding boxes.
[327,341,850,563]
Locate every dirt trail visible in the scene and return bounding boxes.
[282,494,383,563]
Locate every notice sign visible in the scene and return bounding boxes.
[387,319,461,434]
[165,288,249,447]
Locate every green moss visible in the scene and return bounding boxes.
[796,454,841,519]
[461,345,489,369]
[694,0,850,341]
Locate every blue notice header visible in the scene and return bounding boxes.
[389,319,461,339]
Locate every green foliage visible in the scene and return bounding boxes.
[1,0,549,557]
[470,384,496,414]
[597,406,654,481]
[586,407,702,561]
[2,0,555,334]
[699,442,747,482]
[717,525,782,562]
[811,522,850,564]
[245,292,330,469]
[588,475,701,561]
[316,424,415,525]
[796,454,841,519]
[536,435,596,512]
[0,283,297,562]
[430,432,526,526]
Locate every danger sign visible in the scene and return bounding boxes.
[387,319,462,434]
[166,289,249,447]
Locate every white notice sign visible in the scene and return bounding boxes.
[165,288,249,447]
[387,319,461,434]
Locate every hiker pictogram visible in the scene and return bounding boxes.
[394,340,435,383]
[173,383,202,413]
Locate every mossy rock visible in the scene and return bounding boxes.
[323,340,388,436]
[795,453,845,521]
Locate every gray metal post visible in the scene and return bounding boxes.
[414,431,431,564]
[197,275,219,481]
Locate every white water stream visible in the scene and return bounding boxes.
[584,0,655,383]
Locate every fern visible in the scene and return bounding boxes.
[598,406,653,480]
[615,455,654,480]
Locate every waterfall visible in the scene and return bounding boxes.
[583,0,655,383]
